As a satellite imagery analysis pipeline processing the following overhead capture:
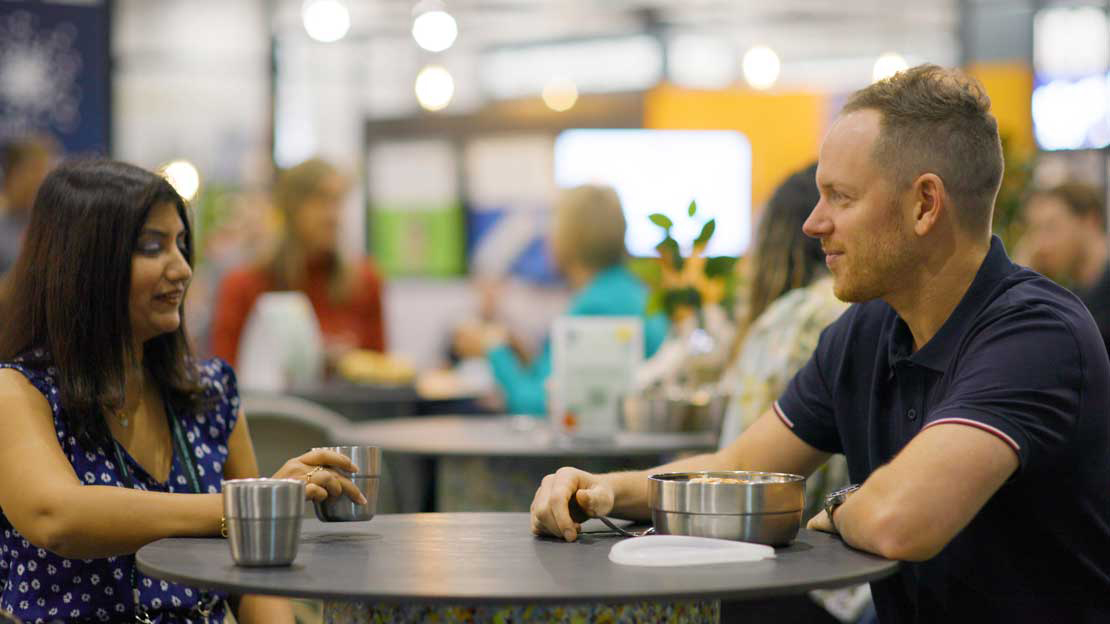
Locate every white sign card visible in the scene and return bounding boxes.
[550,316,644,440]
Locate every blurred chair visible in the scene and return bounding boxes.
[240,392,351,477]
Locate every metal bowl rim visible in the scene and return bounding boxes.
[649,470,805,484]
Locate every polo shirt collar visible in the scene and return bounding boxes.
[888,235,1018,373]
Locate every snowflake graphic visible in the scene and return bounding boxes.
[0,10,83,138]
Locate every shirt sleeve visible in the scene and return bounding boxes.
[774,310,855,454]
[203,357,242,440]
[922,305,1084,474]
[486,342,551,415]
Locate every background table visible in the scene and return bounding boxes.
[340,415,718,457]
[137,513,898,605]
[290,381,481,421]
[337,416,718,513]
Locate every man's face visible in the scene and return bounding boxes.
[1024,194,1091,282]
[803,109,919,303]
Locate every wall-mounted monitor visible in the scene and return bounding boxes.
[554,129,751,257]
[1032,4,1110,150]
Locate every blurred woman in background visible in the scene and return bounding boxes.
[720,163,848,515]
[211,158,386,369]
[0,160,364,623]
[454,184,667,415]
[717,163,858,623]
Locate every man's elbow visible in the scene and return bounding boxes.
[863,504,947,562]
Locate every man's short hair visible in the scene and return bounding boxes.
[554,184,627,271]
[843,64,1004,234]
[1027,181,1106,229]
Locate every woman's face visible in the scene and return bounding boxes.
[293,173,347,257]
[130,201,192,345]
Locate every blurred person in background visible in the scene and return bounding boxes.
[210,158,387,369]
[1021,181,1110,355]
[720,163,849,516]
[453,184,667,415]
[717,163,856,623]
[0,159,366,623]
[0,134,57,275]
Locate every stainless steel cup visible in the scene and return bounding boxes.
[223,478,305,566]
[311,446,380,522]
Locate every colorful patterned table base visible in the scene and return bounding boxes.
[323,600,719,624]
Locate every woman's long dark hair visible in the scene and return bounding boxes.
[738,163,827,341]
[0,159,205,449]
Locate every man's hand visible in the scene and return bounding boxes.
[530,467,615,542]
[807,509,836,534]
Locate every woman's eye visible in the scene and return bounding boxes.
[138,241,162,254]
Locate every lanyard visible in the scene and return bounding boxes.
[110,397,219,624]
[111,399,200,494]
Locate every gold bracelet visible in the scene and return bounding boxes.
[219,515,228,539]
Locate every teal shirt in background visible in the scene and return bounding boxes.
[487,265,668,415]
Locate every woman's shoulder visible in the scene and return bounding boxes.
[0,358,58,419]
[195,357,239,395]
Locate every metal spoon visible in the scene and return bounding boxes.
[597,516,655,538]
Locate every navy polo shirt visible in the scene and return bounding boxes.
[777,236,1110,623]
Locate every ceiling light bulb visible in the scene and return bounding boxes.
[542,77,578,112]
[873,52,909,83]
[415,65,454,111]
[412,10,458,52]
[302,0,350,43]
[742,46,780,90]
[160,160,200,202]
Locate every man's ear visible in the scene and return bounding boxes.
[912,173,946,236]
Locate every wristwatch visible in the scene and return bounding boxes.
[823,484,861,533]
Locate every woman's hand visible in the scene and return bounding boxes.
[272,449,367,505]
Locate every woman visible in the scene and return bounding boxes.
[717,164,858,623]
[0,160,365,623]
[454,184,667,415]
[211,158,386,368]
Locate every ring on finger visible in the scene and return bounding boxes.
[303,466,325,483]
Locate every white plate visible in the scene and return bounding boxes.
[608,535,776,567]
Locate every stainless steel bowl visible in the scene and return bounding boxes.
[222,478,305,566]
[310,446,381,522]
[648,471,805,545]
[620,390,728,433]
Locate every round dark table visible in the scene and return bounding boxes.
[136,513,898,605]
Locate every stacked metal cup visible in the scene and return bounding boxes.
[312,446,381,522]
[223,478,305,566]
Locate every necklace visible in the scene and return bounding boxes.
[117,411,130,428]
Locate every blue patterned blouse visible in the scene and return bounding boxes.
[0,352,240,623]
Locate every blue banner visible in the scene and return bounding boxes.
[0,0,110,155]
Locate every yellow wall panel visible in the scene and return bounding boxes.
[966,62,1035,156]
[644,85,825,209]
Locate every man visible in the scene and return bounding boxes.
[0,134,57,274]
[1022,181,1110,355]
[530,65,1110,623]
